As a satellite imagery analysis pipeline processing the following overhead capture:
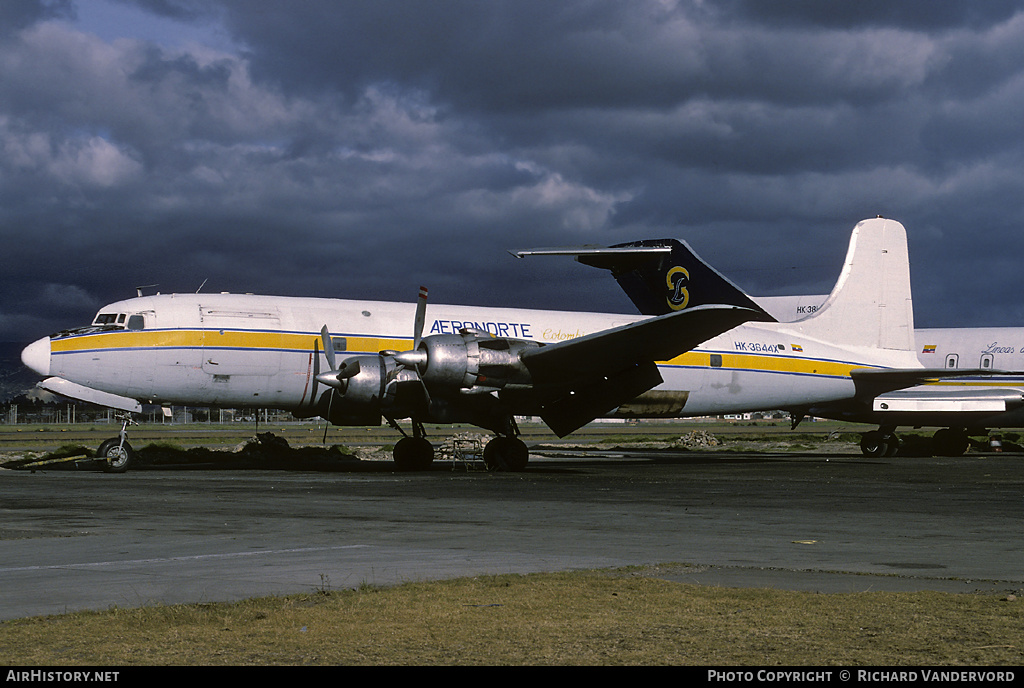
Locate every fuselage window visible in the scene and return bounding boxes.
[127,315,145,331]
[945,354,959,369]
[331,337,348,352]
[710,354,723,368]
[981,353,994,369]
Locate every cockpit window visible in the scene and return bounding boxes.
[127,315,145,331]
[94,313,119,325]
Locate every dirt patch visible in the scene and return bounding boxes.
[0,433,393,471]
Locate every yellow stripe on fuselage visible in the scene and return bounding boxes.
[662,350,866,379]
[52,329,873,380]
[51,329,410,356]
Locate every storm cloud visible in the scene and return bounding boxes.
[2,0,1024,342]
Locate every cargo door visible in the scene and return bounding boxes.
[200,306,283,376]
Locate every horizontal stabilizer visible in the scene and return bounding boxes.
[515,239,774,321]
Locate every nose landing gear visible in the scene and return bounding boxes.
[97,414,137,473]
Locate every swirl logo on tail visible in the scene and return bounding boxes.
[666,266,690,311]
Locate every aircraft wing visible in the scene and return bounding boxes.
[870,387,1024,413]
[851,368,1024,412]
[851,368,1024,398]
[518,304,759,437]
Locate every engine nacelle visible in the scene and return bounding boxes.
[333,354,390,406]
[323,330,541,424]
[330,353,430,417]
[417,331,540,392]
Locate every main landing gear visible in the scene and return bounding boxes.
[482,435,530,472]
[388,418,435,471]
[929,428,970,457]
[97,414,137,473]
[386,418,530,472]
[860,427,899,457]
[859,426,972,457]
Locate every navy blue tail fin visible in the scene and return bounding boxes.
[575,238,775,320]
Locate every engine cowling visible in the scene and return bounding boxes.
[415,330,540,392]
[319,330,541,423]
[329,353,391,406]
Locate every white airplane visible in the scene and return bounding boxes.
[20,217,1012,472]
[753,295,1024,456]
[544,238,1024,458]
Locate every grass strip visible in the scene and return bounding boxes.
[2,570,1021,665]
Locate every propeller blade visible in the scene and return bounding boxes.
[413,286,428,349]
[320,325,337,372]
[323,390,334,444]
[337,358,361,378]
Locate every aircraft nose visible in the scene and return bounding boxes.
[21,336,51,377]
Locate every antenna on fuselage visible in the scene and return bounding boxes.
[196,279,208,294]
[135,284,159,297]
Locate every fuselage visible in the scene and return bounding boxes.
[23,292,913,421]
[757,294,1024,428]
[872,327,1024,428]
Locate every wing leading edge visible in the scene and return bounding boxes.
[851,368,1024,400]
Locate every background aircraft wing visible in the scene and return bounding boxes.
[518,304,759,436]
[851,368,1024,399]
[869,386,1024,413]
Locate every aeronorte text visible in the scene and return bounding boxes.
[429,319,532,338]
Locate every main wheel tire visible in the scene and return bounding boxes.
[931,428,969,457]
[97,439,134,473]
[393,436,434,471]
[860,431,898,458]
[483,437,529,472]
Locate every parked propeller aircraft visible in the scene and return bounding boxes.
[756,297,1024,456]
[526,231,1024,458]
[21,217,1015,471]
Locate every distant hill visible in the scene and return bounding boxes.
[0,342,41,401]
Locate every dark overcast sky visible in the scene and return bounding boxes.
[3,0,1024,342]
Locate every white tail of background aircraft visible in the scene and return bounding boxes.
[24,217,1014,471]
[790,217,915,352]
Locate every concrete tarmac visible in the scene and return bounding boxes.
[1,448,1021,620]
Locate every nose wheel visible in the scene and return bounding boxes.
[97,414,137,473]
